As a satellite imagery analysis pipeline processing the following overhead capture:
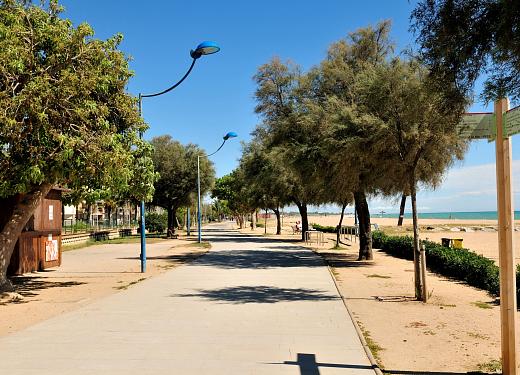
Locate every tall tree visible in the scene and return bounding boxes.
[212,172,253,229]
[412,0,520,101]
[239,140,291,235]
[317,21,395,260]
[253,58,325,240]
[362,58,468,300]
[151,135,214,236]
[0,0,155,291]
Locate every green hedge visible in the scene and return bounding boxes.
[372,231,507,298]
[145,212,167,233]
[310,223,337,233]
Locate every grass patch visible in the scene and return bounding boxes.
[467,331,490,340]
[366,274,391,279]
[114,278,147,290]
[185,241,212,249]
[357,320,384,366]
[435,303,456,308]
[62,239,96,251]
[472,301,493,309]
[63,235,167,251]
[476,359,501,373]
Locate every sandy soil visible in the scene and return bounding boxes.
[0,235,208,336]
[317,248,504,373]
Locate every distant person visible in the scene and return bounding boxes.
[296,221,302,232]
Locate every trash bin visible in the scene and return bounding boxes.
[441,238,452,247]
[452,238,463,249]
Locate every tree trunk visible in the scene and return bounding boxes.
[410,177,425,301]
[295,201,309,241]
[0,183,53,291]
[273,206,281,235]
[167,207,177,236]
[397,194,407,226]
[336,203,347,248]
[251,210,257,230]
[264,208,268,234]
[354,191,372,260]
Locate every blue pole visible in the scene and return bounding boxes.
[187,207,191,236]
[138,94,146,273]
[140,200,146,272]
[197,155,202,243]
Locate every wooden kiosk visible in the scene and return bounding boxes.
[1,188,64,275]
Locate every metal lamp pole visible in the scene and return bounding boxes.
[137,41,220,273]
[197,132,237,243]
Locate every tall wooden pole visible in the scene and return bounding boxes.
[495,98,517,375]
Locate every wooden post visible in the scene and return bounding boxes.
[420,241,428,303]
[495,98,518,375]
[264,208,267,234]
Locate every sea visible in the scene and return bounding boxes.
[376,211,520,220]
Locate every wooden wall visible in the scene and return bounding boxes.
[5,188,63,275]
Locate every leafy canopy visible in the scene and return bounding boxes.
[151,135,214,211]
[412,0,520,101]
[0,0,154,201]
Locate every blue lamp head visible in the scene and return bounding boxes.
[223,131,238,141]
[190,41,220,59]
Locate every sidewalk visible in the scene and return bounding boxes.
[0,222,375,374]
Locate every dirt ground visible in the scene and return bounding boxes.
[242,215,513,373]
[0,235,208,336]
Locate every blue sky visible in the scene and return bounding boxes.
[59,0,518,213]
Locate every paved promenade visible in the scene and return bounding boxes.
[0,223,375,374]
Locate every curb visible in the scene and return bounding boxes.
[324,260,384,375]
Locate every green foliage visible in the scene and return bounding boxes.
[151,135,214,212]
[212,171,252,217]
[310,223,336,233]
[412,0,520,101]
[372,231,502,297]
[145,211,167,234]
[0,0,155,201]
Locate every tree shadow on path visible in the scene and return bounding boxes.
[9,276,85,299]
[193,249,324,269]
[174,285,339,304]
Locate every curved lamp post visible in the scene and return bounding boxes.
[197,131,237,243]
[138,41,220,273]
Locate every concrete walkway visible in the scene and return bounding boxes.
[0,223,375,374]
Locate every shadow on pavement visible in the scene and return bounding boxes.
[193,249,324,269]
[174,286,339,304]
[273,353,477,375]
[271,353,377,374]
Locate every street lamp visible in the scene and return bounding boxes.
[138,41,220,273]
[197,131,237,243]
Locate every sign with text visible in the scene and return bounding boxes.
[505,106,520,137]
[457,113,495,140]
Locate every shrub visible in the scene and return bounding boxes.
[145,212,167,233]
[310,223,337,233]
[372,231,504,298]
